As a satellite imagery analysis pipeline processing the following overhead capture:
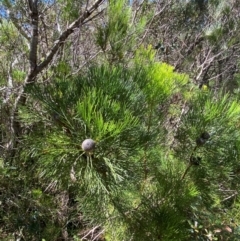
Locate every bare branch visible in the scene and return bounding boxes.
[138,1,171,47]
[25,0,105,83]
[222,192,238,202]
[28,0,39,72]
[70,50,102,77]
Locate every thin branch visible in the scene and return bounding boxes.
[55,6,62,34]
[40,14,49,50]
[93,229,105,241]
[181,145,198,180]
[69,50,102,77]
[82,9,105,25]
[35,0,105,77]
[81,225,101,240]
[195,50,224,82]
[131,0,145,25]
[221,192,238,202]
[138,2,170,47]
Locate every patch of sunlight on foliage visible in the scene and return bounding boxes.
[134,45,189,103]
[31,189,43,199]
[76,88,139,142]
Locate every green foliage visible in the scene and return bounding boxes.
[0,19,28,52]
[96,0,147,62]
[134,45,188,103]
[176,91,240,171]
[58,0,84,21]
[172,89,240,240]
[17,47,190,239]
[119,155,199,241]
[12,69,26,83]
[19,42,240,240]
[2,1,240,240]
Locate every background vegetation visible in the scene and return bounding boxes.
[1,0,240,240]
